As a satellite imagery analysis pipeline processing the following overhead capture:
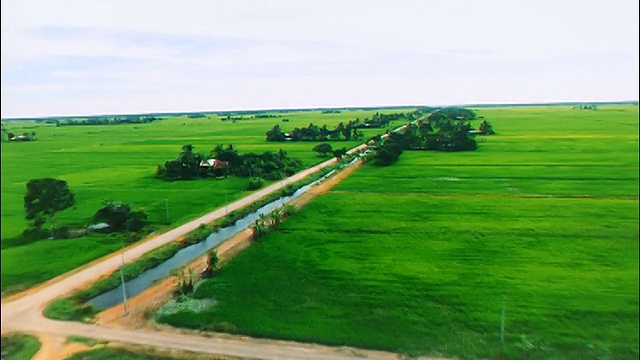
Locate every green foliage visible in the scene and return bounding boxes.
[201,250,219,278]
[251,214,270,239]
[373,134,405,166]
[156,145,304,181]
[1,333,41,360]
[66,336,106,347]
[478,119,495,135]
[428,106,476,122]
[43,298,99,322]
[266,111,420,142]
[312,142,333,156]
[332,147,347,159]
[156,298,216,318]
[1,108,394,293]
[58,115,160,126]
[91,202,148,232]
[65,347,191,360]
[23,178,75,233]
[247,177,263,190]
[155,144,205,180]
[159,106,639,359]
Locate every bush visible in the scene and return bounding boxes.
[91,202,148,232]
[123,231,143,243]
[52,226,71,239]
[247,177,263,190]
[43,298,99,322]
[21,226,48,240]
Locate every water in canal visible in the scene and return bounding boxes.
[88,169,340,309]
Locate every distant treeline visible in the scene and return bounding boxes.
[219,114,282,121]
[266,110,426,142]
[49,116,161,126]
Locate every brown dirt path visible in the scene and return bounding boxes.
[32,334,83,360]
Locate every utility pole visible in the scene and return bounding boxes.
[119,246,128,316]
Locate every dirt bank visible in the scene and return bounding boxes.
[95,160,363,331]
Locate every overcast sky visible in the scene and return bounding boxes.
[1,0,638,118]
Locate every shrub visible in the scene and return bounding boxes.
[247,177,263,190]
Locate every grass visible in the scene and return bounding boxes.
[157,105,639,359]
[64,346,229,360]
[1,333,41,360]
[1,109,406,295]
[65,336,107,347]
[43,163,345,321]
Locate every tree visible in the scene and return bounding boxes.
[91,202,148,232]
[24,178,75,235]
[252,215,269,239]
[312,143,333,156]
[332,147,347,159]
[201,250,219,278]
[478,120,495,135]
[266,125,286,141]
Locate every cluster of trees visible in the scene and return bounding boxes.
[572,104,598,110]
[478,119,496,135]
[254,114,281,118]
[2,129,37,142]
[360,111,422,128]
[58,116,159,126]
[92,202,148,232]
[219,115,247,121]
[22,178,147,240]
[251,204,297,239]
[266,122,364,142]
[266,111,426,142]
[312,143,348,158]
[369,108,495,166]
[155,144,304,181]
[175,250,219,297]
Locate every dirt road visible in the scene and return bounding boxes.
[2,143,426,360]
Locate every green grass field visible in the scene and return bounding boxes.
[1,333,41,360]
[1,109,406,294]
[64,346,218,360]
[158,105,639,359]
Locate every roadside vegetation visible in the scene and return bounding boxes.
[155,145,303,181]
[266,110,427,142]
[64,346,227,360]
[156,105,639,359]
[1,108,407,295]
[44,162,345,321]
[1,333,41,360]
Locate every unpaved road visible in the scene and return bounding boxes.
[1,142,425,360]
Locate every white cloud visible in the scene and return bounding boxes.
[1,0,638,117]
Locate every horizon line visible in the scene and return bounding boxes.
[2,99,638,121]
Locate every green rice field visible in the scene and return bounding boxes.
[158,105,639,359]
[1,109,404,294]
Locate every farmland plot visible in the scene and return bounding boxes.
[159,106,639,359]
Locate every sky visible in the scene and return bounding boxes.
[1,0,638,118]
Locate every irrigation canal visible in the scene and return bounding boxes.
[88,165,349,309]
